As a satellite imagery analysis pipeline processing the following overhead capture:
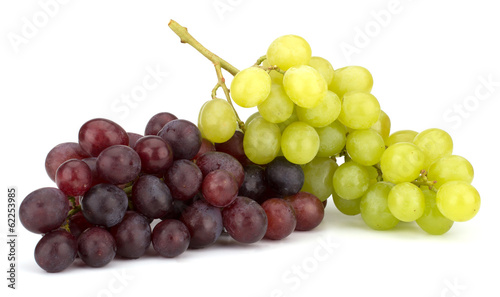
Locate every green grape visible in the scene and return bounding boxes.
[386,130,418,146]
[328,66,373,99]
[332,161,370,200]
[365,165,380,184]
[257,84,294,124]
[427,155,474,188]
[243,117,281,165]
[346,129,385,166]
[245,111,262,127]
[380,142,426,184]
[301,157,337,201]
[281,121,320,164]
[333,191,361,216]
[283,65,327,109]
[338,91,380,129]
[413,128,453,168]
[262,59,284,84]
[436,181,480,222]
[266,34,312,71]
[370,110,391,145]
[360,182,399,230]
[315,121,347,157]
[230,67,272,108]
[276,110,298,133]
[296,91,341,127]
[387,182,425,222]
[309,56,334,86]
[198,99,237,143]
[416,188,454,235]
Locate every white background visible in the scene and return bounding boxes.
[1,0,499,296]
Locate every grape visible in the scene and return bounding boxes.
[266,34,311,71]
[281,121,320,165]
[380,142,426,184]
[370,110,391,145]
[193,138,216,161]
[277,110,299,133]
[132,175,173,219]
[68,212,94,239]
[283,65,327,108]
[245,111,262,127]
[243,117,281,165]
[230,67,272,108]
[257,84,294,123]
[34,229,77,273]
[387,182,425,222]
[360,182,399,230]
[127,132,143,148]
[296,90,341,127]
[262,59,284,84]
[309,56,334,86]
[78,118,129,157]
[134,136,173,174]
[77,227,116,267]
[81,157,106,187]
[214,130,248,165]
[413,128,453,168]
[55,159,92,196]
[261,198,296,240]
[301,157,337,202]
[164,159,202,201]
[20,187,70,234]
[386,130,418,146]
[265,156,304,197]
[328,66,373,99]
[315,121,347,157]
[238,165,267,203]
[198,99,237,143]
[416,189,453,235]
[109,211,152,259]
[332,191,361,216]
[427,155,474,188]
[45,142,90,181]
[180,200,223,249]
[158,119,202,160]
[96,145,141,185]
[285,192,324,231]
[346,129,385,166]
[332,161,370,200]
[436,181,480,222]
[196,151,245,187]
[80,183,128,228]
[152,219,190,258]
[144,112,178,135]
[222,196,268,244]
[338,91,380,129]
[202,169,239,207]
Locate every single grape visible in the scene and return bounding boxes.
[80,183,128,228]
[144,112,178,135]
[266,34,311,71]
[265,156,304,197]
[380,142,426,184]
[416,188,454,235]
[332,161,370,200]
[34,230,77,273]
[164,159,203,201]
[96,145,141,185]
[281,121,320,165]
[132,175,173,219]
[214,130,248,165]
[45,142,90,181]
[338,91,380,129]
[243,117,281,165]
[230,67,272,108]
[332,191,361,216]
[108,211,151,259]
[20,187,70,234]
[158,119,202,160]
[277,110,299,133]
[261,198,296,240]
[238,165,267,203]
[427,155,474,188]
[315,121,347,157]
[346,129,385,166]
[360,182,399,230]
[413,128,453,168]
[436,181,480,222]
[55,159,92,196]
[245,111,262,127]
[127,132,143,148]
[222,196,268,244]
[134,135,173,174]
[285,192,324,231]
[301,157,337,202]
[257,84,294,124]
[78,118,129,157]
[193,138,216,161]
[202,169,239,207]
[152,219,190,258]
[196,151,245,187]
[283,65,327,108]
[198,99,237,143]
[296,90,341,127]
[180,200,223,249]
[370,110,391,145]
[77,227,116,267]
[309,56,334,86]
[328,66,373,99]
[386,130,418,146]
[387,182,425,222]
[68,212,94,239]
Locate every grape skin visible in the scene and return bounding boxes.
[34,229,77,273]
[266,34,312,71]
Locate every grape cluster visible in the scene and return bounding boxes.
[20,113,323,273]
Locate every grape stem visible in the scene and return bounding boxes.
[212,63,246,130]
[412,170,438,192]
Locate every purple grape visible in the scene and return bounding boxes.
[164,159,202,201]
[158,119,202,160]
[134,135,173,174]
[214,131,249,164]
[196,151,245,187]
[180,200,223,249]
[78,118,129,157]
[239,165,267,203]
[96,145,141,184]
[193,138,216,161]
[152,219,190,258]
[144,112,178,136]
[82,157,106,187]
[109,211,151,259]
[285,192,324,231]
[127,132,143,148]
[266,157,304,197]
[80,184,128,228]
[55,159,92,196]
[34,229,77,272]
[20,187,70,234]
[77,227,116,267]
[261,198,296,240]
[202,169,238,207]
[45,142,90,182]
[68,212,94,239]
[222,196,268,244]
[132,175,173,219]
